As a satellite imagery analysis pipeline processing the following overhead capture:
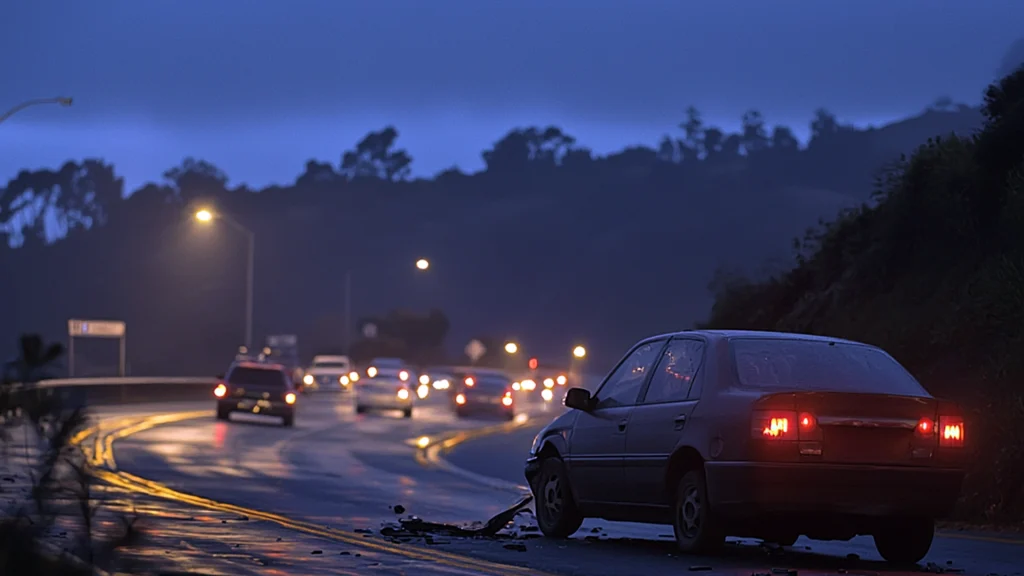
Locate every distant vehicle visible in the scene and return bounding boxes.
[304,355,353,391]
[214,361,297,426]
[355,365,414,418]
[364,357,407,379]
[453,373,515,420]
[524,330,966,565]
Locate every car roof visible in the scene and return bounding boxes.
[231,361,286,371]
[638,329,866,347]
[313,355,349,362]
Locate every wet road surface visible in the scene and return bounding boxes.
[76,394,1024,575]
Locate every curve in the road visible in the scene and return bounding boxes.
[74,409,558,576]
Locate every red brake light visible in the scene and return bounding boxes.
[938,416,964,447]
[465,377,475,387]
[916,417,934,437]
[752,410,820,441]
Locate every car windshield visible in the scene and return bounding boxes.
[227,367,287,388]
[313,361,348,368]
[470,377,509,391]
[731,338,928,397]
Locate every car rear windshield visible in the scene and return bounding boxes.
[731,338,928,397]
[313,361,348,368]
[227,367,287,388]
[471,377,510,391]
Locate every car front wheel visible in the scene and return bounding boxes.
[533,457,583,538]
[402,407,413,419]
[673,469,725,554]
[872,517,934,565]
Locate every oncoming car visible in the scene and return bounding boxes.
[304,355,353,391]
[214,362,298,426]
[355,365,414,418]
[524,330,966,564]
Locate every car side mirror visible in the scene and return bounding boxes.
[564,387,593,411]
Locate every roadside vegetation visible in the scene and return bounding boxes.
[701,67,1024,524]
[1,334,138,574]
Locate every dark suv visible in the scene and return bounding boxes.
[214,362,298,426]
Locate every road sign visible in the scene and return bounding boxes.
[362,323,378,339]
[465,339,486,363]
[68,319,125,338]
[267,334,297,347]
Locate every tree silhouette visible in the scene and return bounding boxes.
[340,126,413,181]
[163,157,229,201]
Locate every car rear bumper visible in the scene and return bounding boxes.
[705,461,964,518]
[218,399,294,417]
[357,391,412,408]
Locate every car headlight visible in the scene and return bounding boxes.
[303,374,314,385]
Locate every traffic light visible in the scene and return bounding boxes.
[528,357,538,370]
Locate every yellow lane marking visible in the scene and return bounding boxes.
[74,411,560,576]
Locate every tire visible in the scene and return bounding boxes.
[872,517,934,565]
[505,411,516,421]
[355,405,367,414]
[216,405,230,421]
[282,411,295,427]
[533,457,584,539]
[402,407,413,419]
[672,469,725,554]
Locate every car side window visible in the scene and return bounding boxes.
[594,341,664,409]
[641,339,705,404]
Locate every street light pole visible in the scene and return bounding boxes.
[0,97,73,125]
[195,208,255,350]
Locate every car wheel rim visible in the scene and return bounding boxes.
[541,472,564,523]
[678,484,701,538]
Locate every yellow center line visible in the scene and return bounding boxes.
[75,411,559,576]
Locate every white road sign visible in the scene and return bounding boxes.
[465,339,486,363]
[68,319,125,338]
[363,323,378,339]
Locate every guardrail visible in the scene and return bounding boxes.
[6,377,219,408]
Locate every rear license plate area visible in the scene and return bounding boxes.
[823,427,911,464]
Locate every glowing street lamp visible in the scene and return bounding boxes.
[342,257,432,353]
[504,342,519,354]
[573,345,587,359]
[415,258,430,271]
[194,207,255,350]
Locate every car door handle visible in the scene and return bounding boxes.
[617,419,628,432]
[673,415,687,430]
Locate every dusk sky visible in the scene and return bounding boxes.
[2,0,1022,192]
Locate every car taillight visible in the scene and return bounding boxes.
[938,416,964,448]
[214,383,227,398]
[465,377,475,387]
[502,391,513,406]
[455,393,466,405]
[751,410,821,455]
[397,388,410,400]
[284,392,296,404]
[916,417,934,437]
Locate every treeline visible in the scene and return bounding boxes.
[0,101,983,377]
[702,68,1024,523]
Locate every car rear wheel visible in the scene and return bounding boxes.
[402,407,413,419]
[533,457,583,539]
[216,405,230,421]
[355,405,367,414]
[872,517,934,565]
[673,469,725,554]
[282,413,295,427]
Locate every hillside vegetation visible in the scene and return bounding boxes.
[702,68,1024,523]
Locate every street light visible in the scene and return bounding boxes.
[0,97,73,125]
[573,345,587,359]
[342,258,431,353]
[504,342,519,354]
[194,207,255,350]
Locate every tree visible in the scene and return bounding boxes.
[770,126,800,151]
[809,108,840,141]
[679,106,704,160]
[481,126,578,173]
[163,157,229,201]
[295,160,339,187]
[340,126,413,181]
[740,110,769,154]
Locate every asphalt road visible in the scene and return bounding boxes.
[81,390,1024,576]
